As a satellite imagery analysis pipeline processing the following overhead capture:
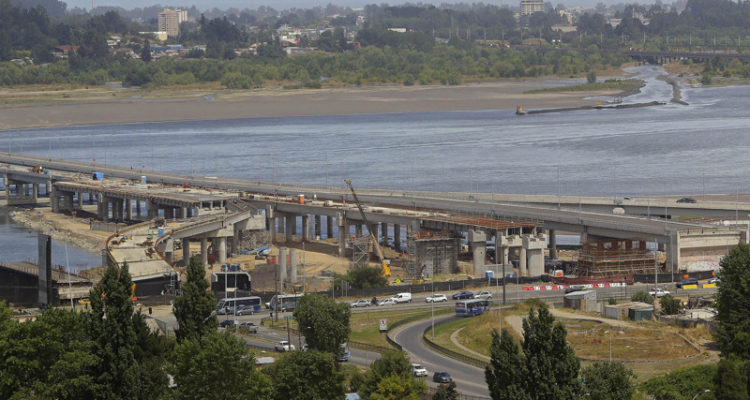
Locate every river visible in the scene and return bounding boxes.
[0,65,747,262]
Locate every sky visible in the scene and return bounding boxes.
[64,0,656,11]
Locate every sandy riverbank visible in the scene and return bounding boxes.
[0,79,627,130]
[9,206,109,254]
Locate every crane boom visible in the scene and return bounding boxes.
[344,180,390,276]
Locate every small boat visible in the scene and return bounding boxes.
[515,106,526,115]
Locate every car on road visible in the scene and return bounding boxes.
[219,319,236,328]
[411,363,428,377]
[564,285,587,294]
[708,277,720,285]
[425,294,448,303]
[274,340,295,352]
[452,291,474,300]
[677,197,697,203]
[236,305,255,316]
[391,293,413,304]
[648,288,671,298]
[676,278,699,288]
[474,290,493,299]
[377,298,397,306]
[238,321,258,333]
[433,371,453,383]
[345,394,361,400]
[350,299,371,308]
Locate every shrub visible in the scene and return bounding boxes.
[631,290,654,305]
[660,295,682,315]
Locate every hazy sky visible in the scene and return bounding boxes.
[66,0,652,11]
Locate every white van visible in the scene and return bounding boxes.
[391,292,412,304]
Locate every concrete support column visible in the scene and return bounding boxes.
[50,185,59,213]
[76,192,83,208]
[286,215,295,242]
[200,237,208,267]
[136,200,142,218]
[381,223,388,245]
[394,224,401,251]
[32,184,39,200]
[549,229,557,259]
[147,201,157,219]
[279,247,288,285]
[520,246,528,277]
[182,238,190,266]
[314,215,322,239]
[267,215,276,243]
[4,176,9,200]
[125,199,132,220]
[64,193,74,212]
[302,215,310,241]
[326,216,333,239]
[217,237,227,265]
[289,248,297,284]
[469,230,487,277]
[355,224,363,237]
[337,214,347,256]
[665,233,680,273]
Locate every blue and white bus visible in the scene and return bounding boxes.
[265,293,304,312]
[217,296,262,315]
[455,299,488,317]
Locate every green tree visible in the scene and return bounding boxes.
[293,294,350,354]
[432,381,459,400]
[587,70,597,83]
[89,262,141,399]
[265,350,344,400]
[345,265,388,289]
[370,374,422,400]
[141,38,151,62]
[582,362,635,400]
[485,329,530,400]
[716,243,750,358]
[631,290,654,305]
[714,359,749,400]
[360,350,426,399]
[173,256,218,342]
[171,332,272,400]
[486,304,581,400]
[660,294,682,315]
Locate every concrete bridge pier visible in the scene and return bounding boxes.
[302,215,310,241]
[519,246,528,276]
[279,247,288,284]
[326,216,333,239]
[289,248,297,284]
[337,214,347,256]
[286,214,296,242]
[468,230,487,276]
[548,229,557,259]
[200,237,208,267]
[394,224,401,251]
[314,215,321,239]
[216,237,227,265]
[381,223,388,245]
[182,238,190,266]
[125,199,132,220]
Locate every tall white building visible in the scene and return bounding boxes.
[158,8,188,38]
[520,0,544,16]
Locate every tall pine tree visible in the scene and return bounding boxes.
[173,256,217,342]
[141,38,151,62]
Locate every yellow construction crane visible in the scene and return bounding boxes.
[344,179,391,277]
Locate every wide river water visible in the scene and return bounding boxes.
[1,65,747,263]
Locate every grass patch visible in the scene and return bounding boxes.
[567,328,699,361]
[525,79,641,94]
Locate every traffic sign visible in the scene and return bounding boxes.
[379,319,387,332]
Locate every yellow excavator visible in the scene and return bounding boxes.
[344,179,391,277]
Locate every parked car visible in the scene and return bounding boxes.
[274,340,295,352]
[412,363,428,377]
[391,293,412,304]
[238,322,258,333]
[708,277,720,285]
[676,278,699,288]
[452,291,474,300]
[677,197,697,203]
[350,299,371,308]
[425,294,448,303]
[433,371,453,383]
[377,298,397,306]
[219,319,236,328]
[236,305,255,316]
[474,290,493,299]
[648,288,671,298]
[345,393,361,400]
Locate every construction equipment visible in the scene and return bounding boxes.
[344,179,390,277]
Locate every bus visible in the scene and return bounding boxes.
[217,296,262,315]
[265,293,305,312]
[455,299,488,317]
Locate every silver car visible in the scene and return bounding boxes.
[350,299,371,308]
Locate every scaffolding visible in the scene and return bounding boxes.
[349,236,371,268]
[577,239,658,276]
[406,231,460,278]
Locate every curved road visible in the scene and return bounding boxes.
[394,315,490,399]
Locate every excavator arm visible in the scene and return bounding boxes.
[344,180,390,277]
